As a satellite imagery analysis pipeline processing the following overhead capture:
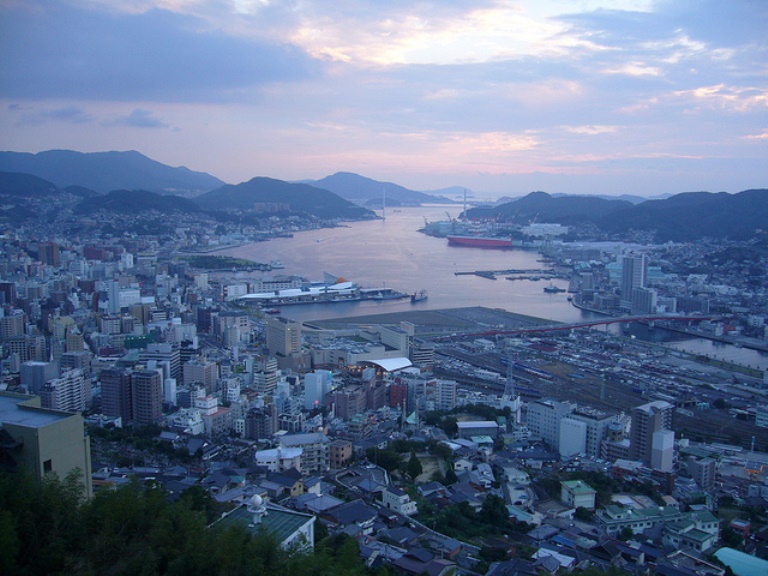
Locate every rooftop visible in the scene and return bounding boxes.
[213,503,313,544]
[0,393,72,429]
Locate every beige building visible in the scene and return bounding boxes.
[0,392,92,499]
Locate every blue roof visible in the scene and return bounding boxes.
[714,547,768,576]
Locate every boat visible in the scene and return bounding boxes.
[263,307,281,314]
[543,284,566,293]
[411,289,428,303]
[269,260,285,269]
[446,235,513,248]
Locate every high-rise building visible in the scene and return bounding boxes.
[631,287,657,315]
[253,357,279,396]
[39,242,61,267]
[40,369,88,413]
[629,400,674,467]
[651,429,675,472]
[435,379,457,411]
[621,253,647,309]
[388,381,407,411]
[140,343,181,383]
[60,351,91,379]
[0,281,17,305]
[20,361,59,394]
[562,407,614,458]
[266,316,302,357]
[304,370,332,410]
[183,357,218,393]
[100,368,133,423]
[0,311,25,341]
[131,370,163,426]
[688,458,716,491]
[527,398,574,449]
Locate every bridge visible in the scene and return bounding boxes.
[432,315,716,342]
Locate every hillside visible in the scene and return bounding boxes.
[598,189,768,241]
[307,172,451,205]
[0,171,59,196]
[75,189,202,215]
[0,150,225,196]
[472,191,633,225]
[195,177,375,220]
[472,189,768,241]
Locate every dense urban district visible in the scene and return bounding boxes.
[1,159,768,576]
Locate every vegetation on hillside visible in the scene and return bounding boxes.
[0,470,374,576]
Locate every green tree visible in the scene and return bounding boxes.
[407,451,423,481]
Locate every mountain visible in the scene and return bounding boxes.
[195,177,375,220]
[0,171,59,197]
[75,189,202,215]
[598,189,768,241]
[472,189,768,241]
[305,172,452,205]
[477,191,633,225]
[0,150,225,196]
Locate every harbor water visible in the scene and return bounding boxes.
[222,206,587,323]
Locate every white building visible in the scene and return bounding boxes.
[255,446,303,472]
[381,486,418,516]
[560,480,596,510]
[278,432,330,473]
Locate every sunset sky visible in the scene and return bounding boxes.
[1,0,766,198]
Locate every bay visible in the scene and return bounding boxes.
[221,205,596,324]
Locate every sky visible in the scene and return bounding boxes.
[0,0,766,199]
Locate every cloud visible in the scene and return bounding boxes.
[562,125,621,135]
[112,108,170,128]
[8,104,95,126]
[0,4,318,102]
[672,84,768,113]
[744,130,768,141]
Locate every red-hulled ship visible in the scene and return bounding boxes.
[447,235,514,248]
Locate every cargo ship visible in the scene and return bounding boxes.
[447,235,513,248]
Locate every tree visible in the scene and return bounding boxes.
[574,507,593,522]
[407,451,423,481]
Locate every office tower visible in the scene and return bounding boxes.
[631,287,657,315]
[39,242,61,267]
[65,327,85,352]
[0,281,17,305]
[0,311,25,341]
[60,351,91,379]
[139,343,181,382]
[621,253,647,308]
[266,316,302,357]
[304,370,332,410]
[253,357,278,396]
[183,357,218,393]
[435,379,457,411]
[562,407,614,458]
[100,368,133,423]
[131,370,163,426]
[527,398,574,449]
[629,400,674,466]
[40,369,88,413]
